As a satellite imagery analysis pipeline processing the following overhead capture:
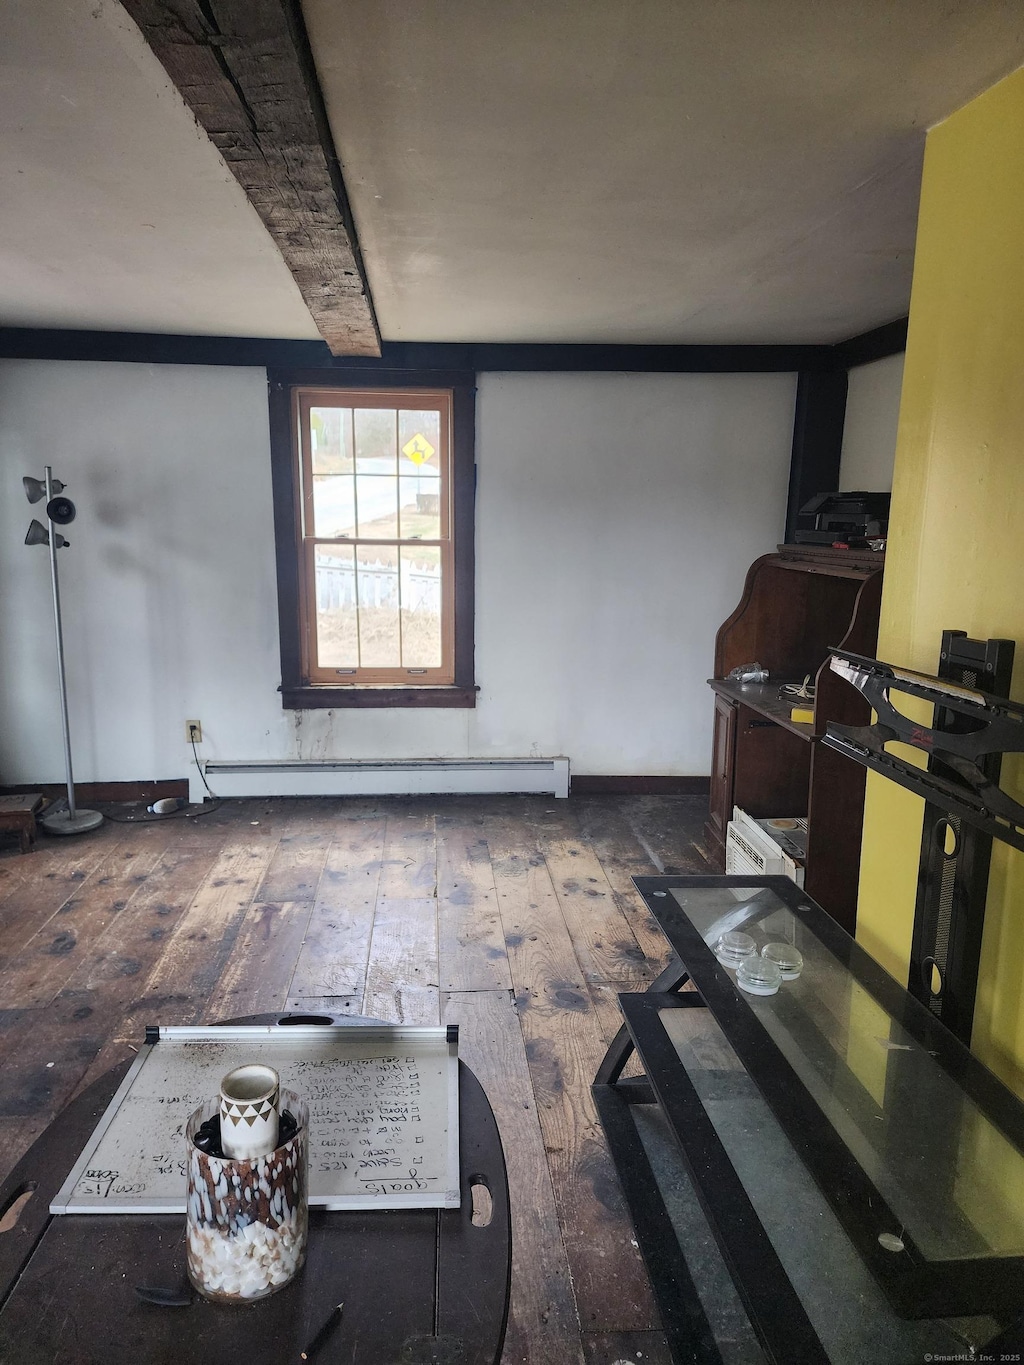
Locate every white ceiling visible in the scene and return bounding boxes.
[0,0,320,340]
[2,0,1024,347]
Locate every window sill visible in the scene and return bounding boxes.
[280,686,477,710]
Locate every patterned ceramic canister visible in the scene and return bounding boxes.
[219,1063,280,1161]
[185,1090,308,1303]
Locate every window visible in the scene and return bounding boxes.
[300,387,452,683]
[268,370,476,708]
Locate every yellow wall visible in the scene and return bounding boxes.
[856,64,1024,1095]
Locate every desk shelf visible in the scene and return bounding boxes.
[708,679,815,739]
[705,547,884,932]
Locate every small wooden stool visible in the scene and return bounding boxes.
[0,794,44,854]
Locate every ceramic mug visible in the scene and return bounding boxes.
[219,1063,280,1160]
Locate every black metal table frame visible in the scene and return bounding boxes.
[593,875,1024,1364]
[596,986,830,1365]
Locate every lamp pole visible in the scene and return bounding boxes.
[25,466,102,836]
[44,465,79,823]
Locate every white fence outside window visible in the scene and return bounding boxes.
[316,555,441,614]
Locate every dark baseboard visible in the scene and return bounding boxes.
[0,779,189,803]
[571,776,711,796]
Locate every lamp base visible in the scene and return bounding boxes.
[41,808,104,836]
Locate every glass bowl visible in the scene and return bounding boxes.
[736,955,783,996]
[715,930,756,969]
[761,941,804,980]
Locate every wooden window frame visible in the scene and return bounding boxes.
[268,367,476,708]
[297,385,454,687]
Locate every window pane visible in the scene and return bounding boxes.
[400,547,443,668]
[310,407,352,474]
[313,474,356,538]
[314,544,358,668]
[398,409,441,479]
[399,475,441,540]
[356,545,400,667]
[295,389,457,687]
[354,408,397,473]
[356,474,399,538]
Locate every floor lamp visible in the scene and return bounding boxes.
[24,466,103,836]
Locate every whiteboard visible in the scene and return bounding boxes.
[51,1025,460,1215]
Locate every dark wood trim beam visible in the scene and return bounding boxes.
[451,380,477,693]
[784,369,849,542]
[0,327,838,373]
[833,317,908,368]
[120,0,380,357]
[396,342,833,373]
[0,326,330,368]
[267,364,481,392]
[0,317,908,374]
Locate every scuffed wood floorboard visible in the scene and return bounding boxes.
[0,794,709,1363]
[482,813,659,1334]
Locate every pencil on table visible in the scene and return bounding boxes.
[300,1302,344,1361]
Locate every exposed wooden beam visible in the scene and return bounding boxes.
[120,0,380,357]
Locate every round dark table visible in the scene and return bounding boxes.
[0,1012,510,1365]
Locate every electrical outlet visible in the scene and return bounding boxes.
[186,720,202,744]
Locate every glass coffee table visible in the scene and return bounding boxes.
[594,875,1024,1365]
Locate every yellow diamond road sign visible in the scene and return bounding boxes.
[402,433,435,465]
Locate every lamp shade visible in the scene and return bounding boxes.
[46,496,76,525]
[25,520,68,549]
[23,475,64,504]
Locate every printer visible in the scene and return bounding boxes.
[794,490,890,546]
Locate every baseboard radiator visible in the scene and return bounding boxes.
[190,757,570,802]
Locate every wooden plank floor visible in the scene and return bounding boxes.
[0,793,710,1364]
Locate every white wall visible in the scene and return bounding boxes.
[838,352,905,491]
[474,373,795,772]
[0,361,795,782]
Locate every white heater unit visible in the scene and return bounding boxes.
[725,806,806,887]
[190,757,570,803]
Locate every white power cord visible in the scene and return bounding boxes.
[779,675,816,702]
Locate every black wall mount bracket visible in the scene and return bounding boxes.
[824,648,1024,854]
